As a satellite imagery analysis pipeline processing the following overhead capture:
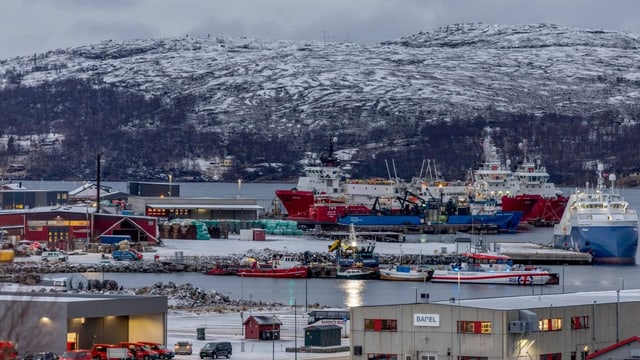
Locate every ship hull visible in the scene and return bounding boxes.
[501,195,568,225]
[430,270,554,285]
[554,225,638,265]
[275,189,315,218]
[446,211,523,233]
[236,267,309,278]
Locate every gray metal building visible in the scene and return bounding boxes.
[0,292,168,355]
[350,289,640,360]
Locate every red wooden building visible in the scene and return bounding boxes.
[242,315,282,340]
[0,205,158,249]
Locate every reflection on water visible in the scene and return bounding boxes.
[338,279,366,307]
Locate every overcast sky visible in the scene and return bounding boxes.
[1,0,640,59]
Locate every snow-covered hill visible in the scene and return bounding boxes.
[2,22,640,132]
[2,23,640,182]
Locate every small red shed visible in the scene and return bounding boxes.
[242,315,282,340]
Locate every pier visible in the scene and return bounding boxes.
[496,242,593,265]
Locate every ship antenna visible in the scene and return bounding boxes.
[385,159,392,180]
[392,159,399,183]
[596,163,605,191]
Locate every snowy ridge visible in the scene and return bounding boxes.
[1,23,640,133]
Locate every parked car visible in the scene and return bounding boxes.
[41,250,68,262]
[91,344,132,360]
[137,343,173,359]
[0,341,18,360]
[172,342,192,356]
[111,249,143,261]
[59,350,92,360]
[118,343,157,360]
[199,342,232,359]
[20,352,59,360]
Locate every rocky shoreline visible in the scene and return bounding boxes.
[0,251,460,276]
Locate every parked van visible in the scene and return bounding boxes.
[119,342,157,360]
[41,251,68,262]
[199,342,232,359]
[137,343,173,359]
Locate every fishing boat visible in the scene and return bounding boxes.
[379,265,434,281]
[236,255,309,278]
[430,252,558,285]
[328,224,380,268]
[204,263,236,275]
[552,163,639,265]
[336,267,377,280]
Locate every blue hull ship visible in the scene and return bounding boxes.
[552,163,639,264]
[337,211,522,233]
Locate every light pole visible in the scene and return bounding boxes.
[294,297,298,360]
[272,314,275,360]
[168,174,172,197]
[410,287,418,303]
[305,277,308,312]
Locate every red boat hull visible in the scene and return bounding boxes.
[501,194,568,225]
[237,267,309,278]
[204,268,236,275]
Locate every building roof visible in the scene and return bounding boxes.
[432,289,640,310]
[147,204,263,210]
[304,325,342,331]
[586,336,640,359]
[244,315,283,326]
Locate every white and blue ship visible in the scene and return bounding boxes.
[553,163,638,264]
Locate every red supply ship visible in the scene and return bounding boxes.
[275,140,402,225]
[501,142,568,226]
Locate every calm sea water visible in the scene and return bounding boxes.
[32,181,640,309]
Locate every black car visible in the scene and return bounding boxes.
[21,352,60,360]
[198,342,231,359]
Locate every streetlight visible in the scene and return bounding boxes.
[272,314,276,360]
[410,287,418,303]
[294,297,298,360]
[305,277,308,312]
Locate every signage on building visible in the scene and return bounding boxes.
[413,313,440,327]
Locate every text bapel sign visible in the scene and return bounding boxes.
[413,313,440,327]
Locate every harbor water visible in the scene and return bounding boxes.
[21,180,640,309]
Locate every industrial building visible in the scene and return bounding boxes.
[0,291,168,355]
[350,289,640,360]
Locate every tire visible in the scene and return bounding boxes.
[226,354,230,359]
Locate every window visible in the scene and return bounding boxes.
[367,354,398,360]
[457,321,492,334]
[365,319,398,332]
[538,318,562,331]
[571,316,589,329]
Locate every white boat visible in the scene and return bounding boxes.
[552,163,639,264]
[336,267,376,280]
[468,134,519,202]
[430,252,558,285]
[379,265,433,282]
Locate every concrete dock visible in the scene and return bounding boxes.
[496,242,592,265]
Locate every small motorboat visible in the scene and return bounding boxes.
[336,267,377,280]
[379,265,433,282]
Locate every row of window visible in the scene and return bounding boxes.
[364,316,589,333]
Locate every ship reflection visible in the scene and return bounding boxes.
[339,279,367,308]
